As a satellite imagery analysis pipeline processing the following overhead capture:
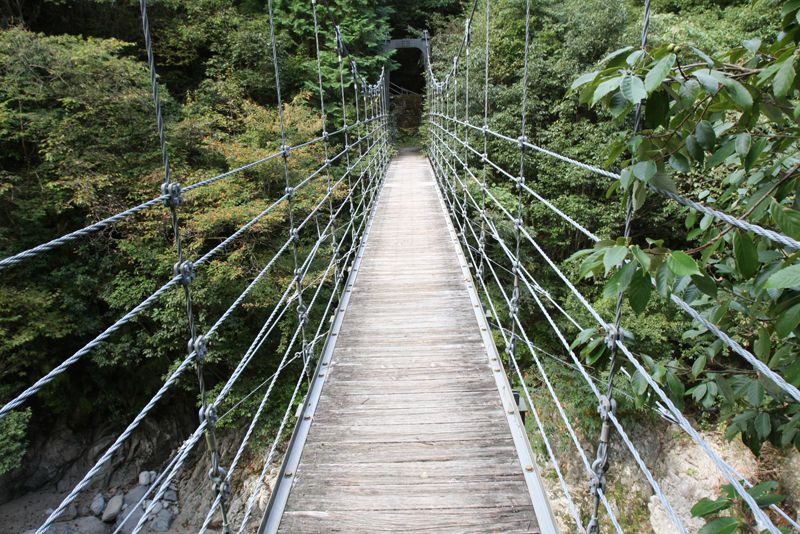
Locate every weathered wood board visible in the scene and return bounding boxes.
[271,151,548,533]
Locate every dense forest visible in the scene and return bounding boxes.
[1,0,799,531]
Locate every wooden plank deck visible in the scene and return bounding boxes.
[261,150,555,533]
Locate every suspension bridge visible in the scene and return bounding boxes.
[1,0,799,533]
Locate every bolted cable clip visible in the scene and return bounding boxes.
[481,153,488,163]
[199,404,218,428]
[515,175,525,190]
[174,260,195,286]
[190,335,208,362]
[603,324,630,349]
[281,144,290,159]
[322,130,329,141]
[161,182,183,208]
[285,186,295,199]
[518,135,528,149]
[290,228,299,243]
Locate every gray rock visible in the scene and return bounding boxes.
[150,500,163,515]
[138,471,152,486]
[115,505,144,534]
[150,509,175,532]
[123,485,148,508]
[90,493,106,516]
[149,470,158,483]
[101,494,123,522]
[162,489,178,502]
[65,516,108,534]
[64,503,78,520]
[56,478,70,493]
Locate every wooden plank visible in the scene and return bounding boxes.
[279,509,540,533]
[272,151,542,532]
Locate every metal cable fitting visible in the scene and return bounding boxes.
[161,182,182,207]
[285,186,295,199]
[281,144,290,159]
[174,260,195,286]
[191,335,208,362]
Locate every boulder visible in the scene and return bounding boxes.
[138,471,152,486]
[101,494,123,522]
[115,505,144,534]
[162,489,178,502]
[123,485,148,508]
[64,516,107,534]
[90,493,105,516]
[150,509,175,532]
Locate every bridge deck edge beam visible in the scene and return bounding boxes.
[431,163,560,534]
[257,171,389,534]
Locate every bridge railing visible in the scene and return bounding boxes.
[424,1,799,533]
[0,0,391,532]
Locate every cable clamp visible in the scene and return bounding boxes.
[281,144,290,159]
[161,182,183,207]
[191,335,208,362]
[322,130,329,141]
[325,158,332,169]
[174,260,195,286]
[603,324,629,349]
[518,135,528,149]
[290,228,300,243]
[481,153,488,163]
[199,404,218,428]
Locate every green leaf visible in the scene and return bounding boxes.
[620,74,647,104]
[755,412,771,439]
[686,134,705,163]
[733,232,759,278]
[695,71,719,94]
[645,54,675,93]
[628,268,652,313]
[698,516,742,534]
[667,251,700,277]
[669,153,690,173]
[754,327,770,361]
[719,77,753,110]
[692,354,707,378]
[632,160,657,183]
[691,274,717,297]
[598,46,635,66]
[592,77,622,105]
[656,262,674,297]
[604,245,628,273]
[764,264,800,289]
[742,38,761,54]
[775,302,800,338]
[631,245,652,271]
[746,380,764,407]
[695,121,716,150]
[571,70,599,91]
[771,203,800,239]
[734,133,751,158]
[774,59,796,99]
[691,497,732,518]
[644,90,670,129]
[604,261,637,297]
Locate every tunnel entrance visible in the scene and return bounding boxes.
[385,38,427,137]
